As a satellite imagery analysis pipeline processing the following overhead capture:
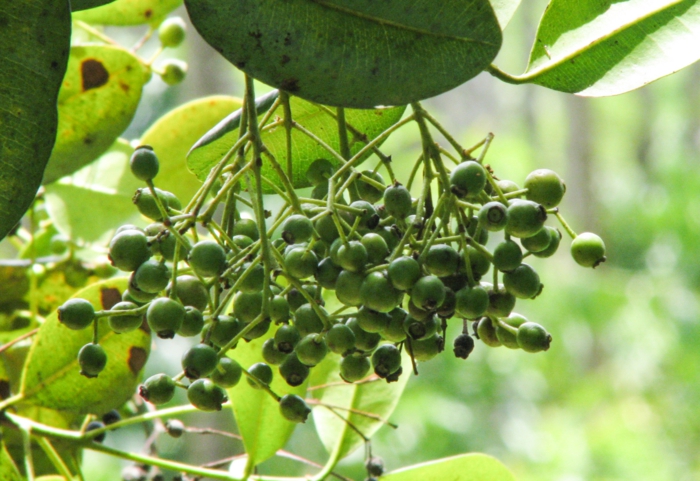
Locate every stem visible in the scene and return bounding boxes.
[280,91,294,180]
[486,64,527,85]
[555,210,577,239]
[35,436,74,481]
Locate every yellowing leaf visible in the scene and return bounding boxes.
[73,0,183,26]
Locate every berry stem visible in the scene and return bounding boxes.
[241,367,281,402]
[554,210,578,239]
[280,90,294,180]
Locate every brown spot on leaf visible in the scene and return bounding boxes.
[81,59,109,91]
[0,380,10,400]
[100,287,121,310]
[128,347,148,375]
[280,78,300,92]
[144,9,153,18]
[119,81,130,92]
[281,55,290,65]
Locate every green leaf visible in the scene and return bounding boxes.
[380,453,516,481]
[43,46,148,185]
[140,96,243,204]
[71,0,117,11]
[509,0,700,96]
[227,329,307,468]
[20,278,151,414]
[491,0,523,28]
[0,442,21,481]
[44,139,143,244]
[187,95,406,192]
[310,352,411,460]
[0,0,71,241]
[73,0,183,26]
[184,0,502,108]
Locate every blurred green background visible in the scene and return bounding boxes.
[4,0,700,480]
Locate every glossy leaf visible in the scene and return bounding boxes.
[310,351,411,460]
[71,0,116,11]
[43,46,147,185]
[491,0,523,28]
[381,453,516,481]
[140,96,243,204]
[185,0,502,108]
[187,94,406,192]
[73,0,183,26]
[20,278,151,414]
[44,139,143,244]
[0,443,21,481]
[513,0,700,96]
[0,0,70,241]
[227,328,307,468]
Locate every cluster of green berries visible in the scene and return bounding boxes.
[56,140,605,424]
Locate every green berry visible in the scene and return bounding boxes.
[78,343,107,378]
[165,419,185,438]
[108,301,143,334]
[478,202,508,232]
[209,315,242,348]
[524,169,566,208]
[453,333,475,359]
[109,230,152,272]
[247,362,273,389]
[274,323,301,353]
[532,228,562,258]
[160,59,187,85]
[407,334,443,362]
[450,161,487,198]
[130,145,159,181]
[340,353,371,382]
[356,306,391,333]
[383,183,412,219]
[50,233,70,254]
[346,318,381,351]
[279,394,311,423]
[463,245,491,279]
[233,291,263,324]
[158,17,186,48]
[235,263,265,294]
[503,263,543,299]
[58,298,95,330]
[284,246,318,279]
[326,323,356,354]
[408,298,432,321]
[315,215,340,244]
[496,313,528,349]
[282,215,314,244]
[493,240,523,272]
[187,379,227,411]
[497,179,521,195]
[211,357,243,388]
[178,306,204,337]
[466,215,489,245]
[293,304,325,337]
[242,318,272,341]
[360,271,402,313]
[520,225,553,253]
[517,322,552,353]
[232,219,259,241]
[487,287,516,317]
[356,170,385,204]
[454,285,489,319]
[171,275,209,311]
[316,257,342,289]
[571,232,606,268]
[182,344,218,379]
[372,344,401,378]
[279,352,310,387]
[295,334,328,366]
[132,187,169,221]
[232,234,254,250]
[424,244,459,277]
[361,233,389,265]
[306,158,335,186]
[139,373,176,405]
[262,338,287,365]
[287,285,317,311]
[337,241,368,272]
[476,317,501,347]
[189,240,227,278]
[122,287,157,305]
[437,287,455,319]
[404,314,438,340]
[335,270,365,306]
[411,275,446,311]
[505,200,547,238]
[146,297,185,339]
[133,259,170,294]
[388,256,421,291]
[381,308,408,342]
[269,295,291,323]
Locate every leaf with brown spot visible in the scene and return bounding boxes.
[100,287,122,310]
[0,0,70,241]
[20,278,152,414]
[42,45,148,185]
[73,0,182,26]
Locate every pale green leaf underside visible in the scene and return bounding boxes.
[227,329,308,468]
[44,139,144,243]
[73,0,182,26]
[43,45,147,185]
[507,0,700,96]
[20,278,151,414]
[381,453,516,481]
[184,0,502,108]
[310,352,411,460]
[141,96,243,204]
[0,0,70,241]
[187,95,405,193]
[490,0,523,29]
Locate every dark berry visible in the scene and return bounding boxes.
[453,333,475,359]
[371,344,401,378]
[86,420,107,443]
[262,338,288,365]
[279,352,310,387]
[182,344,218,379]
[247,362,273,389]
[279,394,311,423]
[165,419,185,438]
